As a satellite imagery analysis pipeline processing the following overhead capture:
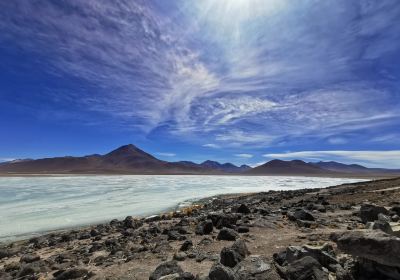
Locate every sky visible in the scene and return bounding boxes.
[0,0,400,168]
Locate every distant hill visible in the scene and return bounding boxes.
[1,145,399,177]
[246,159,332,175]
[311,161,400,175]
[0,144,245,175]
[200,160,251,173]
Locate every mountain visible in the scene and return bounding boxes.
[312,161,400,175]
[0,145,234,175]
[246,159,336,175]
[246,159,400,177]
[200,160,251,173]
[1,145,399,176]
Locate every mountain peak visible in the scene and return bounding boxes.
[104,144,160,164]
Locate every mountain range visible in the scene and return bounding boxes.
[0,144,399,177]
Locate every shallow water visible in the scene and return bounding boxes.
[0,175,364,242]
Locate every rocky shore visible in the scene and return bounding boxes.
[1,177,400,279]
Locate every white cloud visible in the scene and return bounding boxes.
[263,150,400,168]
[234,153,253,158]
[216,130,276,146]
[156,153,176,157]
[328,137,347,145]
[202,143,220,148]
[1,1,399,150]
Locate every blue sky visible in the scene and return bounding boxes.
[1,0,400,168]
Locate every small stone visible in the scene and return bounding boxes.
[173,252,186,261]
[180,240,193,251]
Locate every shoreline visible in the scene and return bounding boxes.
[1,177,400,279]
[0,177,369,244]
[0,172,391,179]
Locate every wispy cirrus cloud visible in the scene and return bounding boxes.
[202,143,220,149]
[234,153,253,159]
[156,152,176,157]
[0,0,399,151]
[263,150,400,169]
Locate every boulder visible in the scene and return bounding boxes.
[195,220,213,235]
[391,206,400,216]
[209,263,237,280]
[217,228,239,241]
[20,254,40,263]
[220,240,249,267]
[17,264,38,278]
[0,249,10,260]
[236,256,272,279]
[237,204,251,214]
[367,220,393,234]
[237,226,249,233]
[278,256,329,280]
[168,231,186,241]
[359,204,389,223]
[208,213,240,229]
[332,230,400,268]
[150,261,184,280]
[275,244,337,269]
[288,209,315,222]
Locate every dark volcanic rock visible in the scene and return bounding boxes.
[149,260,183,280]
[180,240,193,252]
[168,231,186,241]
[20,254,40,263]
[220,240,249,267]
[391,205,400,216]
[369,220,393,234]
[359,204,389,223]
[236,256,272,279]
[237,226,249,233]
[55,267,89,280]
[209,263,237,280]
[332,230,400,268]
[208,213,240,229]
[288,209,315,222]
[0,249,10,260]
[17,265,38,278]
[279,256,328,280]
[237,204,251,214]
[217,228,239,241]
[195,220,213,235]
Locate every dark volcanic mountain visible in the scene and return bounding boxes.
[0,145,234,175]
[312,161,400,175]
[1,145,399,176]
[200,160,251,173]
[246,159,335,175]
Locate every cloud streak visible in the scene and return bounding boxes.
[0,0,399,152]
[235,154,253,158]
